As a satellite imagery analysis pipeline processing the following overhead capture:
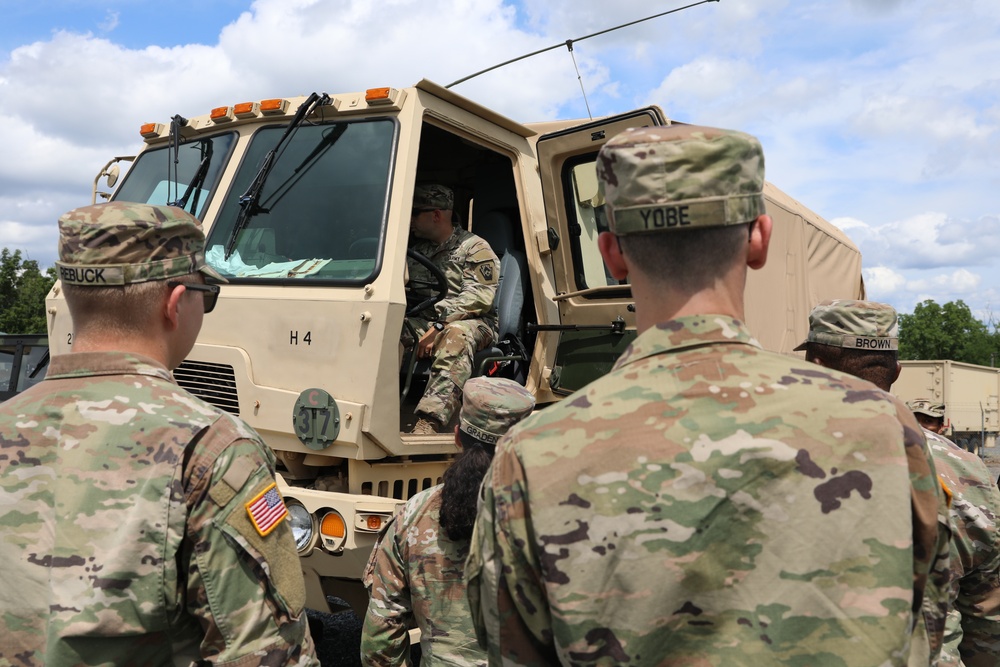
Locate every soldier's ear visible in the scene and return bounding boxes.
[163,282,184,332]
[747,215,772,270]
[598,232,628,280]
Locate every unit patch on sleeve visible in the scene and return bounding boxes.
[246,482,289,537]
[478,262,495,284]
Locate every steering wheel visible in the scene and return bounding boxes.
[405,249,448,318]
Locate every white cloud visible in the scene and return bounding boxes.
[0,0,998,319]
[825,210,1000,283]
[863,266,907,296]
[99,10,120,33]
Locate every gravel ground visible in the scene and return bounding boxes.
[981,446,1000,484]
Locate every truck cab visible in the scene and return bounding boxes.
[49,80,863,612]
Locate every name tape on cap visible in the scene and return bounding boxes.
[57,263,126,286]
[847,336,898,350]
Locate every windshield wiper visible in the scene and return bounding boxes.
[224,92,331,259]
[166,114,188,206]
[167,140,213,212]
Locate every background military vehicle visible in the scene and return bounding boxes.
[896,359,1000,454]
[49,80,864,613]
[0,334,48,403]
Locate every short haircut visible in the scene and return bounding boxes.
[805,342,899,390]
[63,275,183,338]
[618,223,750,292]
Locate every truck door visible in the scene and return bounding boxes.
[535,108,666,396]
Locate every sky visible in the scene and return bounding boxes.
[0,0,998,319]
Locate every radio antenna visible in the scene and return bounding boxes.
[445,0,720,89]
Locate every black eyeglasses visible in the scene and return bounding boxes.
[167,281,220,313]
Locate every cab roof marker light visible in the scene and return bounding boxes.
[260,98,290,115]
[233,102,259,119]
[140,122,165,139]
[365,87,396,105]
[210,106,234,123]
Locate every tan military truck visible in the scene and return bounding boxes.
[896,360,1000,454]
[48,80,864,613]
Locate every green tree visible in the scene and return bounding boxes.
[898,299,998,365]
[0,248,56,334]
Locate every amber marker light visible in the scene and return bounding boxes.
[233,102,258,119]
[140,122,164,138]
[366,515,382,531]
[365,87,395,104]
[210,106,234,123]
[260,98,290,115]
[321,511,346,538]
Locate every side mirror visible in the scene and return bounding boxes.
[105,164,120,188]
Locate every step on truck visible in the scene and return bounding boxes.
[48,80,865,613]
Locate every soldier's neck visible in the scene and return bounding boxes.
[630,275,746,335]
[70,333,171,368]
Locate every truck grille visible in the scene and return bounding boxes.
[174,360,240,415]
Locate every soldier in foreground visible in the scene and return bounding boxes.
[406,184,501,434]
[797,300,1000,665]
[0,203,318,666]
[361,376,535,665]
[466,125,943,665]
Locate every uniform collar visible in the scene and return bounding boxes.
[613,315,761,370]
[46,351,174,382]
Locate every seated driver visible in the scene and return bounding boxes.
[405,184,500,435]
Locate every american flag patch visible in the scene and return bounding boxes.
[246,482,288,537]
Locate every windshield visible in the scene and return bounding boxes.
[112,132,236,220]
[205,118,395,284]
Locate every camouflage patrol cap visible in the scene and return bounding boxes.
[596,124,766,236]
[413,184,454,211]
[907,399,946,419]
[459,377,535,446]
[56,202,225,287]
[793,300,898,352]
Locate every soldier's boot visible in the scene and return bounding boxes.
[410,415,443,435]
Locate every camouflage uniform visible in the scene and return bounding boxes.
[0,203,318,666]
[361,378,534,666]
[467,126,944,666]
[797,300,960,664]
[903,397,1000,667]
[407,184,500,426]
[924,428,1000,667]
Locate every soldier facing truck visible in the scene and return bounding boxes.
[0,203,318,666]
[361,376,535,665]
[798,298,1000,666]
[467,125,944,665]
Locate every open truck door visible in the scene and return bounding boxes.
[534,108,666,396]
[534,112,865,367]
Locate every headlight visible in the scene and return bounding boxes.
[287,502,314,552]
